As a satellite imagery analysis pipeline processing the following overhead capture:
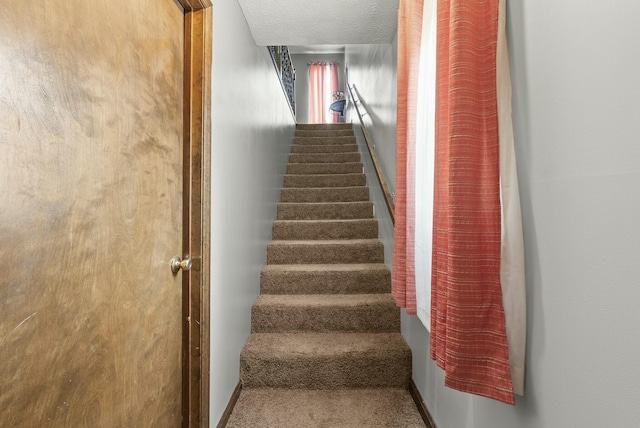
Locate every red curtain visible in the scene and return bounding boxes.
[393,0,517,404]
[309,62,339,124]
[392,0,423,314]
[430,0,514,404]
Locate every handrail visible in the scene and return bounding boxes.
[346,83,395,224]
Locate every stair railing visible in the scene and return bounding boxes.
[268,46,296,117]
[346,83,395,224]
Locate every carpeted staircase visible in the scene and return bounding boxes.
[226,124,426,427]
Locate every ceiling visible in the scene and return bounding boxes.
[236,0,399,50]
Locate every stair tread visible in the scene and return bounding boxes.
[227,388,426,428]
[273,219,377,224]
[262,263,389,272]
[243,332,409,357]
[278,201,371,206]
[254,293,396,307]
[269,239,382,245]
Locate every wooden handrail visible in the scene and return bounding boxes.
[346,83,395,224]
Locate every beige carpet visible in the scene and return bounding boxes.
[227,123,426,427]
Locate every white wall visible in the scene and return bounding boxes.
[209,0,295,423]
[352,2,640,427]
[291,53,345,124]
[344,41,398,196]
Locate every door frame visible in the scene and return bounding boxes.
[176,1,212,426]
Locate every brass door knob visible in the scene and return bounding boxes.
[170,256,192,273]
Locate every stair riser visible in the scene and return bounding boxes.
[280,187,369,203]
[272,220,378,240]
[267,242,384,264]
[289,153,361,163]
[240,354,411,389]
[290,144,358,154]
[283,174,366,188]
[277,203,373,220]
[295,130,354,138]
[260,267,391,295]
[251,304,400,333]
[293,136,356,145]
[286,163,363,175]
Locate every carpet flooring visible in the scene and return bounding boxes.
[227,124,426,427]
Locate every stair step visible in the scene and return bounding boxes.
[289,152,361,164]
[280,187,369,203]
[283,173,366,188]
[227,389,426,428]
[277,202,373,220]
[267,239,384,264]
[260,264,391,295]
[290,144,358,154]
[251,294,400,333]
[293,136,356,145]
[272,219,378,240]
[240,333,411,388]
[296,123,353,131]
[286,162,363,175]
[295,129,354,138]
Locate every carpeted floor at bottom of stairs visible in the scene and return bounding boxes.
[226,388,426,428]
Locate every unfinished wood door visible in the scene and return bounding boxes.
[0,0,186,426]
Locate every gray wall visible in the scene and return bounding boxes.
[344,42,397,196]
[291,53,345,123]
[209,0,295,423]
[345,1,640,426]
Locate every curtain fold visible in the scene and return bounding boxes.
[309,63,324,124]
[430,0,514,404]
[329,63,340,123]
[392,0,423,314]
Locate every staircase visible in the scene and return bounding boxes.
[227,124,426,427]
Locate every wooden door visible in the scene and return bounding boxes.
[0,0,193,426]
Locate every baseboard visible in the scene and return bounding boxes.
[216,381,242,428]
[409,379,437,428]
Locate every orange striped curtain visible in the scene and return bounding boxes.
[392,0,423,314]
[430,0,514,404]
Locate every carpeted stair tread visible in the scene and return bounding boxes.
[272,219,378,240]
[289,152,361,164]
[260,263,391,295]
[295,129,355,138]
[290,144,358,153]
[283,173,366,188]
[267,239,384,264]
[252,294,399,333]
[240,333,411,388]
[280,187,369,203]
[293,136,357,145]
[296,123,353,130]
[226,388,427,428]
[286,162,363,175]
[277,201,373,220]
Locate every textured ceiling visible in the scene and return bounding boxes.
[236,0,399,46]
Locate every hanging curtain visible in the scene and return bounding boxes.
[329,64,340,123]
[309,63,325,124]
[393,0,526,405]
[392,0,423,314]
[309,62,339,124]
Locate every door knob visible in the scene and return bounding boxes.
[171,256,192,273]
